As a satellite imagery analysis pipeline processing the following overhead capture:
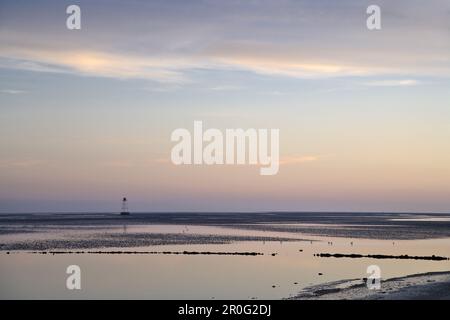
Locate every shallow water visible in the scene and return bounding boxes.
[1,218,450,299]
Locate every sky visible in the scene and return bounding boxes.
[0,0,450,213]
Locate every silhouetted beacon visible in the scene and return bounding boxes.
[120,197,130,215]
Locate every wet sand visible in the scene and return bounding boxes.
[0,232,304,251]
[290,271,450,300]
[2,212,450,240]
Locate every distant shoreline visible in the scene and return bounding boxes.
[289,271,450,300]
[2,211,450,240]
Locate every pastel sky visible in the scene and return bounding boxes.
[1,0,449,213]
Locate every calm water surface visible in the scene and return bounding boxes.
[1,223,449,299]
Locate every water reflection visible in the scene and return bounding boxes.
[0,223,449,299]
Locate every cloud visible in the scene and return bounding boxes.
[3,42,446,83]
[364,79,421,87]
[142,85,183,92]
[0,46,414,82]
[0,48,198,83]
[212,54,375,78]
[2,45,365,81]
[0,89,26,94]
[209,85,243,91]
[0,1,449,81]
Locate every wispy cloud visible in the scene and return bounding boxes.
[209,85,243,91]
[364,79,421,87]
[0,46,417,82]
[0,48,197,83]
[1,1,449,82]
[212,54,375,78]
[1,46,369,81]
[0,89,26,94]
